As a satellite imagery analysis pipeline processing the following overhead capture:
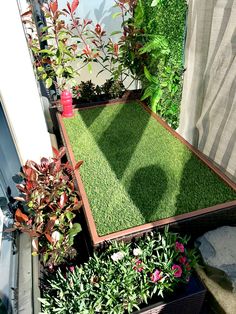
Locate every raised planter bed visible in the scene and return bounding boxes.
[57,100,236,247]
[134,273,206,314]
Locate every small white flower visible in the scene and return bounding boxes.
[133,248,142,256]
[111,251,125,262]
[51,231,61,243]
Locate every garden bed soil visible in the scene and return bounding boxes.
[57,100,236,247]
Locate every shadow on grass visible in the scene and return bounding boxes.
[128,165,168,223]
[79,106,105,128]
[97,104,150,179]
[80,104,150,179]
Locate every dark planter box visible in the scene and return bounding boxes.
[57,100,236,247]
[72,89,142,108]
[135,274,206,314]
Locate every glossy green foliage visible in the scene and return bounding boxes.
[119,0,187,128]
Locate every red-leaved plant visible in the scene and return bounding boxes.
[11,147,83,268]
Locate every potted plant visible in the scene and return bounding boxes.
[21,0,84,104]
[8,147,83,269]
[39,228,206,314]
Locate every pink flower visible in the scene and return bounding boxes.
[113,43,119,56]
[172,264,182,278]
[95,23,102,35]
[178,256,187,264]
[69,266,75,272]
[82,44,92,56]
[133,259,144,272]
[185,263,191,271]
[150,269,162,283]
[175,241,184,253]
[83,19,92,26]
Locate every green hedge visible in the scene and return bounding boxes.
[132,0,188,128]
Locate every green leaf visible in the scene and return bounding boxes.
[134,0,144,28]
[110,31,122,36]
[45,77,53,88]
[65,66,73,74]
[151,88,163,112]
[69,223,82,238]
[112,12,122,19]
[41,35,54,41]
[58,41,65,52]
[56,66,64,77]
[65,211,74,221]
[151,0,159,6]
[39,49,54,56]
[141,86,156,101]
[144,67,159,85]
[139,36,170,56]
[37,66,44,72]
[38,298,50,306]
[87,63,92,74]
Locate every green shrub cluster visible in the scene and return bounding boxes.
[121,0,187,128]
[141,0,187,68]
[140,0,187,129]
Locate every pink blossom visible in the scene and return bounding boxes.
[175,241,185,253]
[113,43,119,56]
[150,269,162,283]
[185,263,191,271]
[69,266,75,272]
[172,264,182,278]
[133,259,144,272]
[95,23,102,35]
[178,256,187,264]
[83,19,92,26]
[82,44,92,56]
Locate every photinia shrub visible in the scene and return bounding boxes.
[40,228,198,313]
[72,79,125,102]
[11,147,83,268]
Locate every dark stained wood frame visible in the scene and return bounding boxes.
[57,100,236,247]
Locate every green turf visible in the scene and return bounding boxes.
[63,102,236,236]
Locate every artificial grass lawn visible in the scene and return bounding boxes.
[63,102,236,236]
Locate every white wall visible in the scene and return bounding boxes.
[59,0,125,85]
[0,1,52,164]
